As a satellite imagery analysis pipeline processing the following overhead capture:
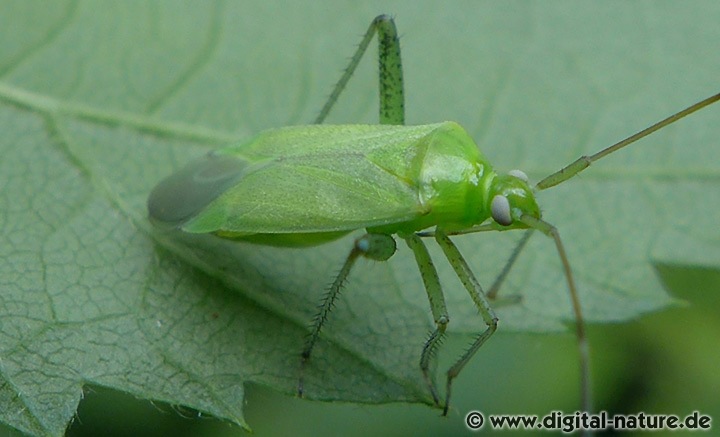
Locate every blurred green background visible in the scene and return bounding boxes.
[2,1,719,435]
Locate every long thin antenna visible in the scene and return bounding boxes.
[537,92,720,190]
[519,214,592,413]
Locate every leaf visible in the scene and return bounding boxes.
[1,2,719,435]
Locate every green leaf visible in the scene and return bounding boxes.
[1,1,719,435]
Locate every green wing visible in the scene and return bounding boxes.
[172,124,447,234]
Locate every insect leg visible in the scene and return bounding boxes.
[402,233,449,407]
[422,227,533,302]
[298,233,396,397]
[486,229,534,300]
[517,214,592,413]
[434,230,498,416]
[314,15,404,125]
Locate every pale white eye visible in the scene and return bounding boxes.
[491,195,512,226]
[508,169,529,183]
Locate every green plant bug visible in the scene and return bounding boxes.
[147,15,720,415]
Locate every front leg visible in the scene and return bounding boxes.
[434,230,498,416]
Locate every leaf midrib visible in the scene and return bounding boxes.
[4,82,717,183]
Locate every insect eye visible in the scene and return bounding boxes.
[508,169,529,183]
[491,195,512,226]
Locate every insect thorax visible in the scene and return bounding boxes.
[369,122,496,234]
